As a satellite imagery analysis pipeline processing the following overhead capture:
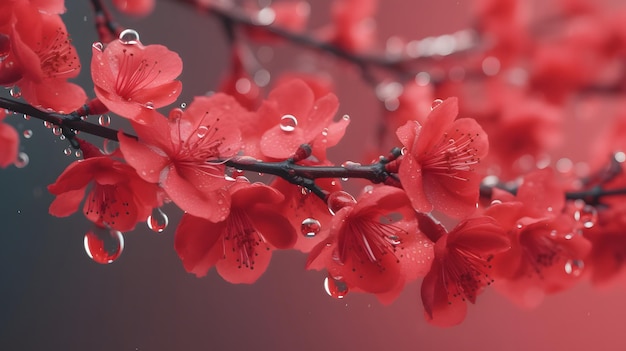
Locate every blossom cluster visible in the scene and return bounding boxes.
[2,0,626,328]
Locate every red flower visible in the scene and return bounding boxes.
[307,186,433,303]
[119,94,243,222]
[48,139,158,232]
[0,109,18,168]
[420,216,509,327]
[174,180,296,283]
[396,97,489,218]
[91,35,182,123]
[485,169,591,307]
[10,10,86,111]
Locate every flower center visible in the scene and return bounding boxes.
[421,130,480,181]
[223,209,269,269]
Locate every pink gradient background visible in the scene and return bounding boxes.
[2,0,626,350]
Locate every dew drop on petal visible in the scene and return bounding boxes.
[98,114,111,126]
[279,114,298,132]
[573,200,597,229]
[327,191,357,215]
[9,86,21,98]
[63,147,72,156]
[92,41,104,51]
[145,101,154,109]
[196,126,209,138]
[14,152,28,168]
[22,129,32,139]
[564,259,584,276]
[490,199,502,206]
[342,114,350,121]
[431,99,443,110]
[119,29,140,45]
[84,226,124,264]
[301,218,321,238]
[324,274,349,299]
[147,207,169,233]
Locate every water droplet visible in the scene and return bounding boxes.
[321,128,328,137]
[10,86,21,98]
[145,101,154,109]
[431,99,443,110]
[98,115,111,126]
[490,199,502,206]
[52,126,62,136]
[63,147,72,156]
[23,114,30,120]
[119,29,140,45]
[15,152,28,168]
[75,150,82,158]
[324,274,348,299]
[22,129,32,139]
[615,151,626,163]
[102,139,119,155]
[196,126,209,138]
[573,200,597,229]
[59,135,66,141]
[301,218,321,238]
[84,226,124,264]
[342,114,350,121]
[564,259,584,276]
[147,207,169,233]
[180,102,187,109]
[43,121,52,128]
[279,114,298,132]
[327,191,356,215]
[92,41,104,51]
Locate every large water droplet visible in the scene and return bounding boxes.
[301,218,321,238]
[52,126,62,136]
[147,208,169,233]
[102,139,119,155]
[83,226,124,264]
[327,191,357,215]
[324,274,349,299]
[196,125,209,138]
[15,152,28,168]
[10,86,21,98]
[564,259,584,276]
[22,129,32,139]
[279,114,298,132]
[119,29,140,45]
[431,99,443,110]
[98,114,111,126]
[92,41,104,52]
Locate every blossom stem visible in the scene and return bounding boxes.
[171,0,479,79]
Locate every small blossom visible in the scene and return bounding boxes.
[420,215,509,327]
[307,186,433,303]
[396,97,489,218]
[48,139,158,232]
[175,180,296,283]
[91,37,182,123]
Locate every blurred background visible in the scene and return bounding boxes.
[2,0,626,350]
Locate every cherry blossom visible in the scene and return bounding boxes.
[91,36,182,122]
[174,180,296,283]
